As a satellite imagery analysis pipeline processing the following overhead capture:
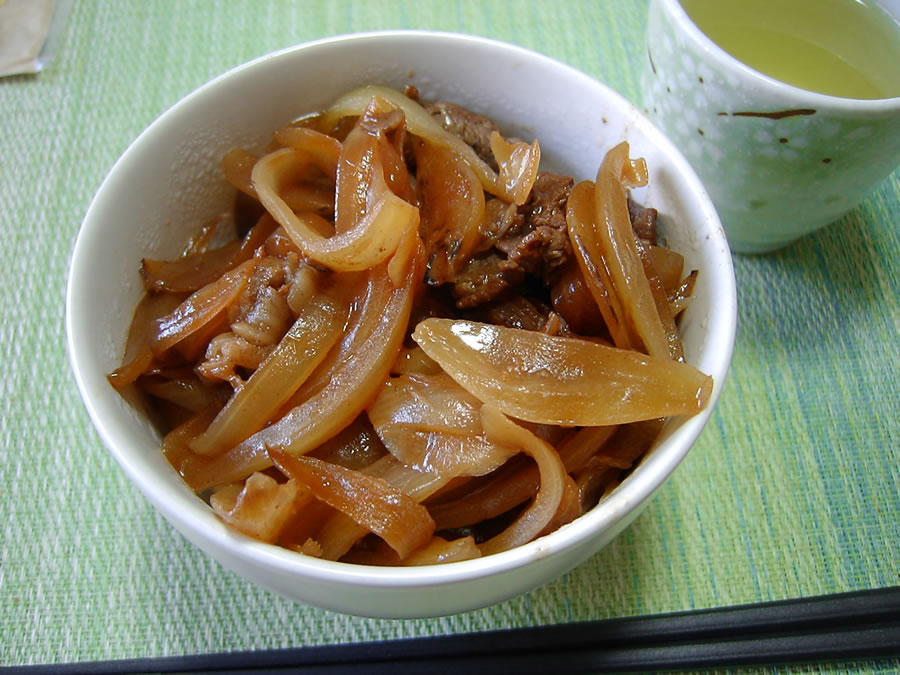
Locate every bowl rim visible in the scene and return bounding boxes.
[66,29,737,593]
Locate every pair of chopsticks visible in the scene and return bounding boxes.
[14,586,900,673]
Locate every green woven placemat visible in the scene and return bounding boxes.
[1,1,897,671]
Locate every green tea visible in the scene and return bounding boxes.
[679,0,900,99]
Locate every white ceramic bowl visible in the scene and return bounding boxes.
[66,31,736,619]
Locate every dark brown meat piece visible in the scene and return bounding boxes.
[496,172,574,283]
[477,198,525,252]
[474,295,573,337]
[451,172,574,309]
[628,198,658,245]
[479,295,549,331]
[450,253,527,309]
[425,101,502,169]
[416,98,575,310]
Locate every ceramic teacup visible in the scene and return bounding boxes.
[641,0,900,253]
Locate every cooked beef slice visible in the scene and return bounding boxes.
[425,100,503,169]
[451,252,526,309]
[628,198,658,245]
[496,172,573,283]
[451,172,573,308]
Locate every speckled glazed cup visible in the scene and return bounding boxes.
[641,0,900,253]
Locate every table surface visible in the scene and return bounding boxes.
[2,1,898,671]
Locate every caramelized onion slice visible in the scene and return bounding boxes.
[151,258,257,355]
[550,261,608,337]
[189,288,349,456]
[140,214,278,294]
[635,237,684,361]
[536,473,582,538]
[312,452,455,561]
[429,424,617,530]
[182,235,419,491]
[108,291,185,389]
[367,372,518,477]
[138,372,222,413]
[252,147,419,271]
[222,148,260,198]
[567,181,632,349]
[402,535,482,565]
[318,86,539,203]
[271,126,342,180]
[647,245,685,294]
[309,413,388,470]
[669,269,698,317]
[574,460,620,512]
[413,137,486,283]
[488,131,541,206]
[161,404,222,486]
[593,142,672,359]
[335,96,415,232]
[342,535,481,566]
[412,318,712,426]
[477,405,567,556]
[269,450,435,559]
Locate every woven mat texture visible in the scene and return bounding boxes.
[1,1,898,671]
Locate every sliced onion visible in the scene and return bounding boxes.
[593,419,665,469]
[592,142,672,359]
[151,257,258,355]
[550,260,608,337]
[271,126,342,180]
[280,182,335,217]
[309,413,388,470]
[635,236,684,361]
[334,97,415,232]
[137,373,222,413]
[567,181,633,349]
[402,535,482,565]
[222,148,259,198]
[574,459,619,512]
[390,344,441,377]
[318,85,539,203]
[367,372,518,477]
[488,131,541,206]
[161,404,221,485]
[536,473,582,538]
[108,291,185,389]
[477,405,567,556]
[341,535,481,566]
[269,449,435,559]
[189,288,349,456]
[429,457,533,531]
[252,148,419,271]
[429,424,617,530]
[647,244,685,294]
[182,234,419,491]
[557,425,620,471]
[140,214,278,294]
[312,452,455,561]
[669,270,698,317]
[413,136,486,283]
[412,318,712,426]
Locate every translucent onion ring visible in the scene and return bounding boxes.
[318,85,539,205]
[252,147,419,271]
[477,404,567,556]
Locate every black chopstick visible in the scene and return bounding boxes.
[9,586,900,674]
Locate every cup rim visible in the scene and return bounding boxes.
[657,0,900,111]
